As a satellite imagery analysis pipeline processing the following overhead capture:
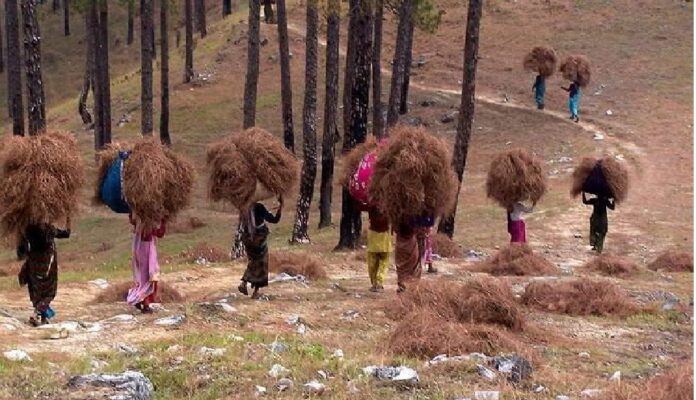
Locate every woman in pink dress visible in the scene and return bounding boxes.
[127,214,166,314]
[507,202,533,243]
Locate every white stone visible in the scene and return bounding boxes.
[593,133,604,141]
[216,303,238,313]
[303,380,326,395]
[578,352,590,359]
[286,315,300,325]
[276,378,294,391]
[103,314,137,323]
[3,349,31,362]
[154,315,186,326]
[605,110,613,116]
[90,359,109,370]
[331,349,344,359]
[199,347,225,357]
[255,385,267,396]
[296,323,307,335]
[581,389,602,398]
[38,321,80,332]
[474,391,500,400]
[609,371,621,382]
[556,396,571,400]
[88,279,109,289]
[268,363,290,378]
[230,335,245,342]
[477,365,497,381]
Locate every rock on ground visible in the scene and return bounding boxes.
[67,371,154,400]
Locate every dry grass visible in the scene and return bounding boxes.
[603,361,693,400]
[206,139,256,209]
[571,156,629,203]
[521,278,640,317]
[486,148,546,209]
[386,278,525,331]
[431,233,462,258]
[269,251,328,280]
[583,255,639,277]
[370,125,458,224]
[560,54,591,87]
[523,45,557,77]
[92,281,185,304]
[179,243,229,263]
[648,249,693,272]
[474,244,557,276]
[0,131,85,236]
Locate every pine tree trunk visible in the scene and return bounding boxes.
[89,0,101,143]
[22,0,46,136]
[371,0,384,138]
[242,0,260,128]
[52,0,59,13]
[6,0,23,135]
[341,0,356,150]
[291,0,318,244]
[276,0,293,152]
[96,0,111,147]
[318,0,339,228]
[127,0,134,45]
[184,0,194,82]
[222,0,232,17]
[78,10,93,126]
[196,0,206,37]
[141,0,154,135]
[399,20,414,115]
[0,16,5,74]
[63,0,70,36]
[151,0,156,59]
[159,0,170,145]
[437,0,482,238]
[386,0,413,127]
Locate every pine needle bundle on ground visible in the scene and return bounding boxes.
[521,278,640,317]
[269,251,328,280]
[122,139,195,230]
[92,281,184,304]
[207,128,299,210]
[369,126,458,224]
[570,156,629,203]
[0,131,85,236]
[432,233,462,258]
[486,149,546,209]
[340,136,378,186]
[648,250,693,272]
[604,361,693,400]
[583,255,639,277]
[523,46,557,77]
[386,278,525,331]
[388,310,520,358]
[179,242,229,263]
[559,55,591,87]
[475,243,557,276]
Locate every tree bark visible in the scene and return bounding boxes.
[318,0,339,228]
[95,0,111,147]
[51,0,59,13]
[159,0,170,145]
[291,0,318,243]
[222,0,232,17]
[399,20,414,115]
[341,0,357,150]
[195,0,206,37]
[276,0,293,152]
[184,0,193,82]
[385,0,413,128]
[78,6,93,126]
[89,1,101,140]
[141,0,154,135]
[0,14,4,74]
[22,0,46,136]
[242,0,260,128]
[151,0,156,59]
[127,0,134,45]
[371,0,384,138]
[63,0,69,36]
[437,0,482,238]
[6,0,23,135]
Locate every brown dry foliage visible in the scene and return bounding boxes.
[388,310,520,358]
[0,131,85,236]
[570,156,597,198]
[386,278,525,331]
[340,136,378,187]
[521,278,639,316]
[648,249,693,272]
[560,54,591,87]
[475,243,557,276]
[523,46,557,77]
[571,157,629,203]
[432,233,462,258]
[603,361,693,400]
[92,281,185,303]
[486,148,546,209]
[583,255,639,277]
[180,242,229,263]
[269,251,328,280]
[207,128,299,210]
[369,126,458,224]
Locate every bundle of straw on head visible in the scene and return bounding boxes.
[0,130,85,236]
[122,139,195,230]
[207,138,256,209]
[94,142,128,205]
[559,55,591,87]
[369,126,458,224]
[570,156,629,203]
[486,148,547,209]
[340,136,378,187]
[523,46,557,78]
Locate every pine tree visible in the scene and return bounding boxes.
[127,0,134,45]
[276,0,294,152]
[21,0,46,136]
[184,0,194,82]
[6,0,23,135]
[63,0,70,36]
[372,0,384,138]
[242,0,260,128]
[386,0,414,127]
[195,0,206,37]
[141,0,154,135]
[160,0,171,145]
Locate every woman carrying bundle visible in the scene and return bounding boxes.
[367,207,391,292]
[395,221,422,293]
[532,75,546,110]
[127,214,166,314]
[17,220,71,326]
[562,81,581,122]
[413,214,436,273]
[238,198,283,299]
[507,202,534,243]
[582,192,614,253]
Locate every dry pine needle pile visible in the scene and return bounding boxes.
[486,148,547,208]
[571,156,629,203]
[559,55,591,87]
[523,46,557,77]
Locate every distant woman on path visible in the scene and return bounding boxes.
[582,192,614,253]
[532,74,546,110]
[127,214,166,314]
[507,202,534,243]
[395,222,421,293]
[17,220,71,326]
[562,81,581,122]
[238,198,283,299]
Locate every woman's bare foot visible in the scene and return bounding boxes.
[238,281,249,296]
